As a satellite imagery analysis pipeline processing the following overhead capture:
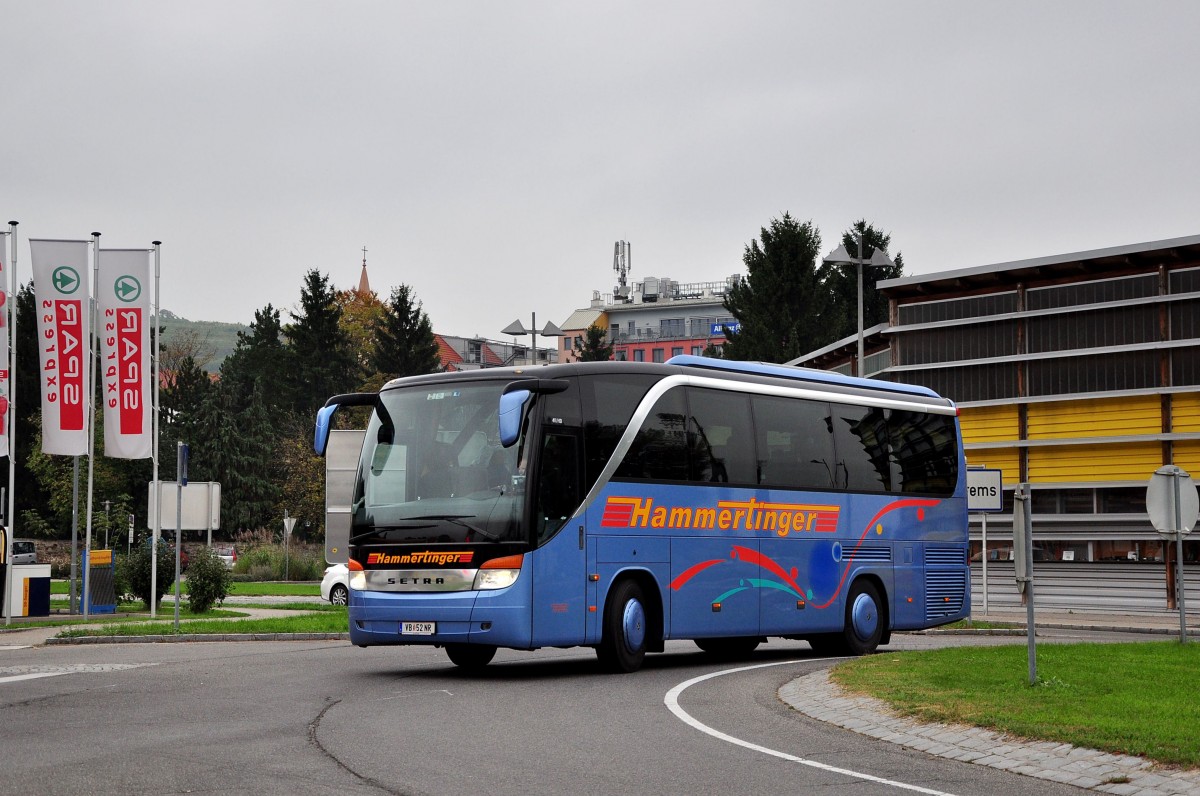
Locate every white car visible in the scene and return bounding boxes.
[320,564,349,606]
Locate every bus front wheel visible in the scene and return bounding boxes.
[597,580,648,673]
[445,643,497,669]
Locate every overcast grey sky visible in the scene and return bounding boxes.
[5,1,1199,342]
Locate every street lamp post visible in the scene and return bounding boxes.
[502,313,564,366]
[823,230,895,377]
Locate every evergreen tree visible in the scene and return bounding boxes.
[573,324,614,361]
[284,270,359,417]
[722,214,828,363]
[220,304,288,407]
[822,219,905,342]
[190,381,279,533]
[370,284,441,383]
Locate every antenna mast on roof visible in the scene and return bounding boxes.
[613,240,632,302]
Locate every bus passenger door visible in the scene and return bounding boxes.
[530,432,587,646]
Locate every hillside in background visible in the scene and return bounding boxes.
[158,309,247,373]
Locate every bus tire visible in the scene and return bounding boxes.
[842,579,884,656]
[445,643,497,669]
[694,636,761,659]
[597,580,648,673]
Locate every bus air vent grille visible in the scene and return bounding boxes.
[925,570,966,620]
[926,547,965,566]
[852,546,892,563]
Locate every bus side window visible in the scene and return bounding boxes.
[537,433,580,543]
[687,388,755,484]
[614,388,689,481]
[752,395,836,490]
[830,403,890,492]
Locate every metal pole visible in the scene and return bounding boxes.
[83,233,100,621]
[284,509,290,581]
[151,242,161,619]
[2,221,16,627]
[1022,484,1037,684]
[174,441,182,631]
[981,512,989,615]
[856,229,864,376]
[1173,469,1188,643]
[531,312,537,367]
[70,456,79,614]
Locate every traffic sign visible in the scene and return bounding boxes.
[967,468,1003,512]
[1147,466,1199,536]
[284,516,297,537]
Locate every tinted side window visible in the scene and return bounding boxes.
[614,387,689,481]
[889,410,958,496]
[581,374,658,488]
[830,403,891,492]
[687,388,756,484]
[753,396,837,489]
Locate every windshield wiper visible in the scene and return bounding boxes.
[349,524,435,543]
[411,514,501,541]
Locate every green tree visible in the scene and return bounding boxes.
[573,324,614,361]
[822,219,905,342]
[370,284,441,385]
[284,270,359,416]
[722,214,828,362]
[190,381,280,533]
[220,304,288,408]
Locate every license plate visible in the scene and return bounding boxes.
[402,621,436,636]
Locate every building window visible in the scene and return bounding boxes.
[671,347,683,357]
[652,349,665,363]
[633,349,644,362]
[691,346,703,356]
[660,318,685,338]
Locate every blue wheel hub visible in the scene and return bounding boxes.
[622,598,646,653]
[850,592,878,641]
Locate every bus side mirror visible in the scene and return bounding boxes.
[314,404,338,456]
[499,389,531,448]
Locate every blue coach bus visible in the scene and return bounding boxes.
[314,355,968,672]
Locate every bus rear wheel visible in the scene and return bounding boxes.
[597,580,648,673]
[694,636,761,659]
[807,580,885,657]
[445,643,497,669]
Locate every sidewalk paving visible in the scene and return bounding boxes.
[781,608,1200,796]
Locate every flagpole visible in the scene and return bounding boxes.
[2,221,15,627]
[151,241,161,618]
[82,233,100,620]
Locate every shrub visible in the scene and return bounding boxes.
[185,546,231,613]
[119,541,178,609]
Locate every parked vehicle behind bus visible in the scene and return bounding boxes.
[315,356,969,672]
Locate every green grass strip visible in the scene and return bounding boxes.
[832,642,1200,767]
[58,610,348,637]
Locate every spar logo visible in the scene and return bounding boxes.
[600,496,839,537]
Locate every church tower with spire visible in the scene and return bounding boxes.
[357,245,372,295]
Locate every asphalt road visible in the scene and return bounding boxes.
[0,631,1126,796]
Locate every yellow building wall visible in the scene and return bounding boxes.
[1027,442,1163,482]
[1172,393,1200,432]
[964,448,1020,483]
[1173,440,1200,473]
[1027,396,1161,440]
[959,405,1019,444]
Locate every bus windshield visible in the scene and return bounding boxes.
[350,381,525,545]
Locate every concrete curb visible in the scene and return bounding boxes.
[44,632,351,645]
[780,670,1200,795]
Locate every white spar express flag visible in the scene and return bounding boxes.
[30,239,91,456]
[98,249,152,459]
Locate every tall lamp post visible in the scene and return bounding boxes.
[823,231,895,376]
[502,313,564,366]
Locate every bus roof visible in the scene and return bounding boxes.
[664,355,944,399]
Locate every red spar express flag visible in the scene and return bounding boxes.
[98,249,151,459]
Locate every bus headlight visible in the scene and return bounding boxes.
[473,554,523,591]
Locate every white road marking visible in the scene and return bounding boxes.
[0,671,69,684]
[664,659,959,796]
